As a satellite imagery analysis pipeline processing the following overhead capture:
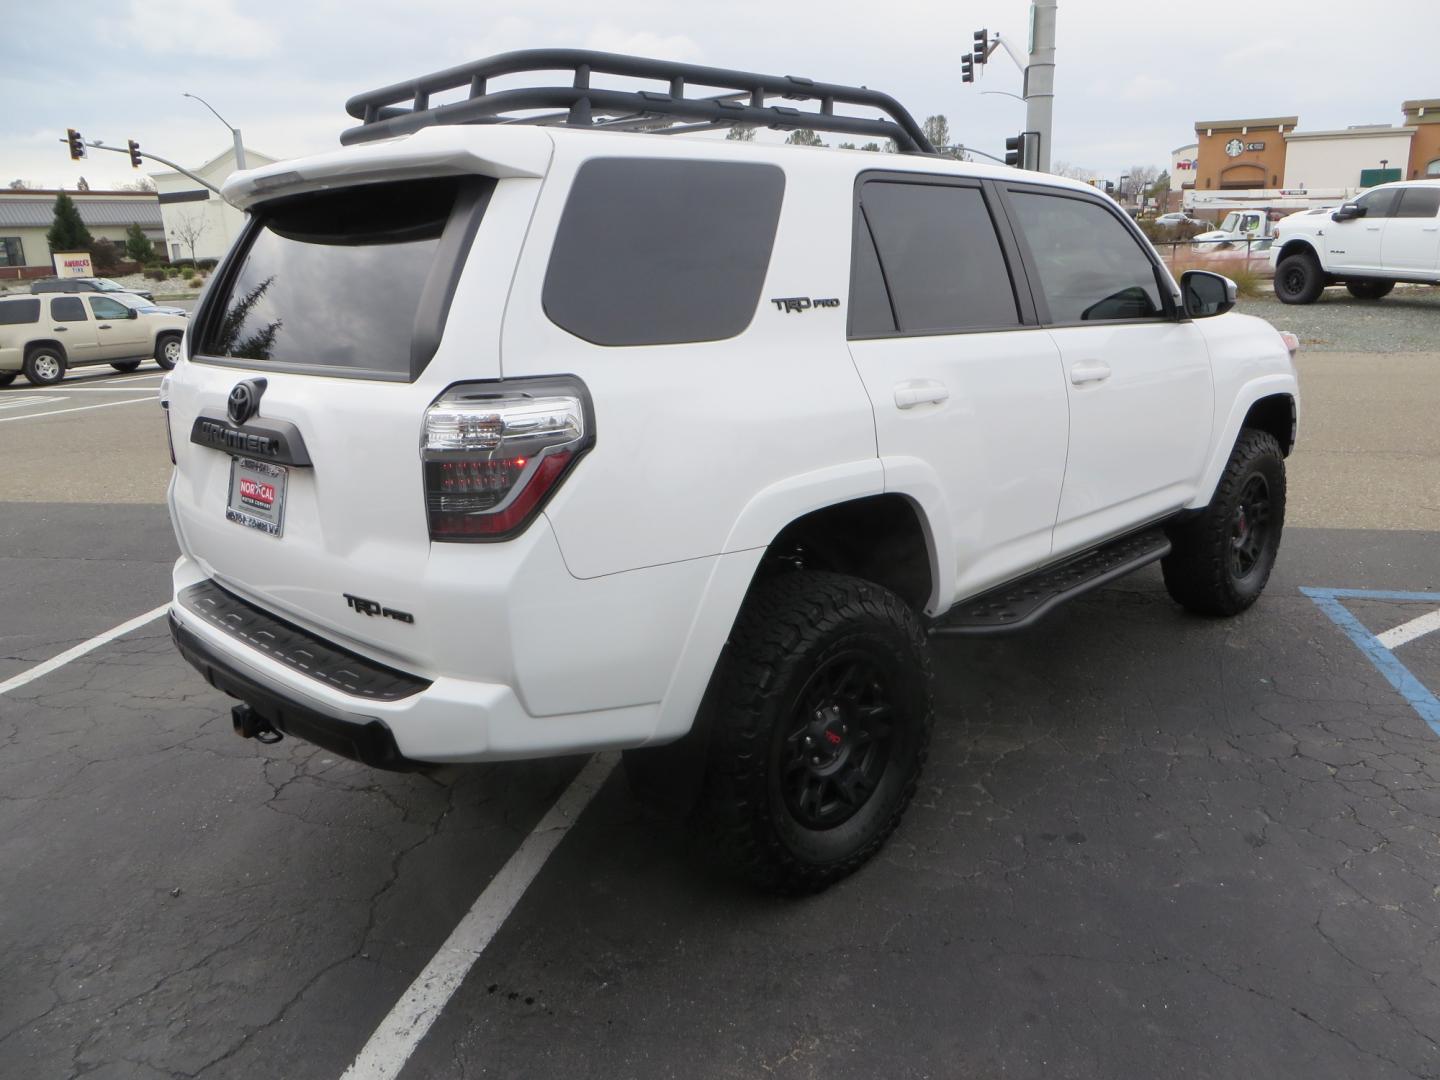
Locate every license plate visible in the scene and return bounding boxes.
[226,457,288,537]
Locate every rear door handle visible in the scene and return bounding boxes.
[52,326,68,332]
[1069,361,1112,386]
[98,324,112,329]
[893,379,949,410]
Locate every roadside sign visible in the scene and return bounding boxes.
[52,251,93,278]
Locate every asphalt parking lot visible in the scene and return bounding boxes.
[3,293,1439,1079]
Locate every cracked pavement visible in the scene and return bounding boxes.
[3,340,1440,1077]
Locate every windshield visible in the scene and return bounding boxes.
[94,279,126,292]
[1219,212,1241,232]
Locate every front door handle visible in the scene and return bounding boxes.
[893,379,949,410]
[98,324,112,329]
[1069,361,1112,386]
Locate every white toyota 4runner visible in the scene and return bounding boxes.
[163,51,1300,892]
[1271,178,1440,303]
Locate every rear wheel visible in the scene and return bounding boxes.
[1162,429,1286,616]
[1346,280,1394,301]
[698,571,933,893]
[0,372,16,387]
[110,360,143,373]
[23,346,66,386]
[155,334,182,370]
[1275,250,1324,304]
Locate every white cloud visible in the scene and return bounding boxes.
[1118,74,1175,101]
[583,26,702,63]
[106,0,276,59]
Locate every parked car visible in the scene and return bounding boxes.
[1155,212,1204,228]
[162,49,1300,893]
[110,292,189,318]
[1271,179,1440,303]
[31,276,156,304]
[0,291,186,385]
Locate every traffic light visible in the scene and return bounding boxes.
[973,29,988,63]
[127,140,142,168]
[66,129,86,160]
[1104,180,1115,195]
[1005,135,1022,167]
[961,55,974,84]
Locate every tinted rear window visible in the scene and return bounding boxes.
[52,297,87,322]
[198,177,482,377]
[857,180,1019,335]
[543,159,785,347]
[0,298,40,325]
[1396,187,1440,218]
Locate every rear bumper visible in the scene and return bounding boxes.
[168,564,664,764]
[170,613,419,770]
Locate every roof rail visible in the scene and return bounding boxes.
[341,49,937,154]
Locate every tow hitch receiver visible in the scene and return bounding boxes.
[232,704,284,744]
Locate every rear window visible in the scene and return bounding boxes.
[1395,187,1440,218]
[543,159,785,347]
[197,176,488,378]
[52,297,87,322]
[0,298,40,325]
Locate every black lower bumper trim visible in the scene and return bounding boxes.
[170,614,422,771]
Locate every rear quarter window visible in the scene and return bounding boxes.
[542,158,786,347]
[0,298,40,325]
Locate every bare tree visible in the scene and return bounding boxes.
[170,211,210,263]
[1125,165,1162,190]
[117,177,157,192]
[1050,160,1095,181]
[922,114,951,151]
[7,178,33,190]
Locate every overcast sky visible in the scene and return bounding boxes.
[5,0,1437,189]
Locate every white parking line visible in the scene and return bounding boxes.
[339,752,618,1080]
[0,605,170,697]
[0,396,155,424]
[0,396,62,411]
[2,386,162,393]
[1378,608,1440,651]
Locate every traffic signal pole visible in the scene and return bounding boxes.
[57,136,222,195]
[1025,0,1057,172]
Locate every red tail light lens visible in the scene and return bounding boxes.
[421,377,593,541]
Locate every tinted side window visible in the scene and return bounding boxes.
[543,159,785,347]
[848,217,896,336]
[89,296,130,319]
[858,181,1018,335]
[1355,188,1401,218]
[1395,187,1440,219]
[0,299,40,325]
[1008,191,1165,323]
[51,297,87,322]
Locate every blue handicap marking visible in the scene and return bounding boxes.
[1301,587,1440,735]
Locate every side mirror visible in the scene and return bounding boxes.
[1180,270,1237,318]
[1331,203,1365,222]
[127,308,138,319]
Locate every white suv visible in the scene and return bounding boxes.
[1271,179,1440,303]
[164,51,1300,892]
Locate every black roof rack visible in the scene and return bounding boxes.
[341,49,937,154]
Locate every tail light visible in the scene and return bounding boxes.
[158,374,175,464]
[421,377,593,541]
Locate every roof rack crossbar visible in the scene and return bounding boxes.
[341,48,936,153]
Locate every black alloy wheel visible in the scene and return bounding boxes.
[1228,474,1272,581]
[778,650,896,829]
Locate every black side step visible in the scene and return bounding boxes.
[930,528,1172,638]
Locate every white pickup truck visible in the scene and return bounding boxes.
[1271,180,1440,303]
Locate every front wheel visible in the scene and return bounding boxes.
[1162,429,1286,616]
[1275,251,1325,305]
[155,334,182,370]
[698,571,933,893]
[110,360,143,373]
[1346,280,1394,301]
[23,347,66,386]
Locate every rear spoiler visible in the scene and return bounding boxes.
[221,125,553,210]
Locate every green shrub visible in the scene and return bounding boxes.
[188,275,204,287]
[144,268,167,282]
[196,258,218,271]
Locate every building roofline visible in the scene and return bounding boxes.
[1171,143,1199,154]
[1401,99,1440,110]
[1194,116,1300,131]
[1285,126,1417,141]
[146,146,276,178]
[0,189,157,197]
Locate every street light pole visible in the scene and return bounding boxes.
[1025,0,1057,173]
[182,92,246,170]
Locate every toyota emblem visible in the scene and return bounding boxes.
[227,378,267,425]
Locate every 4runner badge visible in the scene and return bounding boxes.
[771,296,841,314]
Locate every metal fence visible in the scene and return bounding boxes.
[1149,234,1276,277]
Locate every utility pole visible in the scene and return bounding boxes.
[1025,0,1057,173]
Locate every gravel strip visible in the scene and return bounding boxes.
[1237,285,1440,352]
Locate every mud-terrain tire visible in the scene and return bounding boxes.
[1275,250,1325,304]
[1162,429,1286,616]
[697,571,933,894]
[1346,280,1394,301]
